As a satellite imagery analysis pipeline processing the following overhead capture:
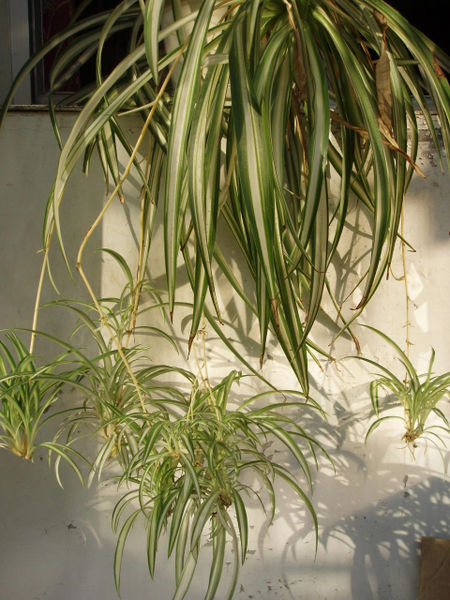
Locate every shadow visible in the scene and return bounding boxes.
[0,447,122,600]
[320,470,449,600]
[1,110,448,600]
[227,361,449,600]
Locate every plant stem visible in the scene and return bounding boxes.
[125,135,156,348]
[75,51,184,412]
[29,222,56,355]
[192,315,222,424]
[29,250,49,354]
[400,204,412,361]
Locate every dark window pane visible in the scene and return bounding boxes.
[29,0,124,103]
[388,0,449,55]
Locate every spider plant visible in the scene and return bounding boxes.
[49,261,179,484]
[51,313,158,483]
[0,330,61,459]
[1,0,448,395]
[112,369,328,600]
[0,329,85,482]
[43,282,329,598]
[356,326,450,449]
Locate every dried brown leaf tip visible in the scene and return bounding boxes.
[433,56,447,81]
[374,10,387,27]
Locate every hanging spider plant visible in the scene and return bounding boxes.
[50,303,162,483]
[0,329,85,483]
[0,330,62,459]
[1,0,449,395]
[355,326,450,450]
[37,284,330,599]
[48,253,180,483]
[111,369,328,600]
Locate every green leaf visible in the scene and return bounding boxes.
[365,415,404,442]
[168,475,194,556]
[172,547,199,600]
[229,11,278,307]
[204,522,226,600]
[114,509,140,595]
[232,489,248,564]
[360,325,419,388]
[144,0,166,83]
[273,465,318,554]
[164,0,217,317]
[190,491,220,551]
[175,505,191,585]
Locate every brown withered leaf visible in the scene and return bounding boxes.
[295,46,307,100]
[376,48,392,133]
[329,110,425,178]
[377,117,426,178]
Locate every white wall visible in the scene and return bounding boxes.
[0,111,449,600]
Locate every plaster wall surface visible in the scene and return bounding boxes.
[0,111,449,600]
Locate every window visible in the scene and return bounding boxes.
[0,0,123,105]
[388,1,449,56]
[29,0,79,103]
[1,1,447,107]
[0,1,31,104]
[29,0,124,104]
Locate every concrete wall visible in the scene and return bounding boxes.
[0,111,449,600]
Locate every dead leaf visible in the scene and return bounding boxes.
[377,116,426,178]
[329,110,425,177]
[376,48,392,133]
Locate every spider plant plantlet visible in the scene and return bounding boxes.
[0,330,86,484]
[356,326,450,450]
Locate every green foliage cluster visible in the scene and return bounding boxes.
[2,0,449,394]
[1,0,449,597]
[0,282,327,598]
[0,330,63,459]
[358,326,450,449]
